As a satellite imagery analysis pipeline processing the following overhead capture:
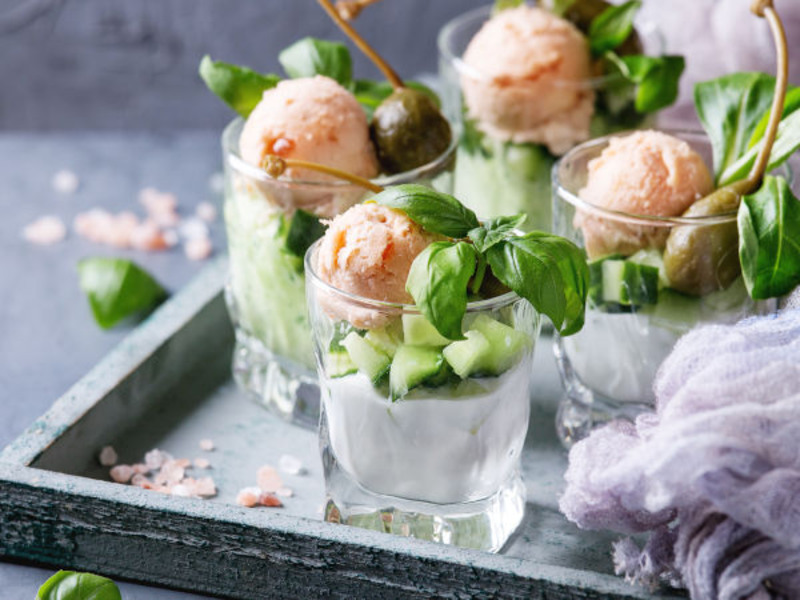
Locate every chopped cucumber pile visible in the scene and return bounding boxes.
[325,313,531,400]
[589,251,663,310]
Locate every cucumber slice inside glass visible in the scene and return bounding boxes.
[402,314,451,346]
[389,345,446,401]
[326,349,357,378]
[342,331,391,384]
[470,314,530,374]
[602,260,659,306]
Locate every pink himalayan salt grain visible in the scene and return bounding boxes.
[162,229,179,248]
[98,445,118,467]
[259,493,283,508]
[193,477,217,498]
[236,487,261,508]
[257,465,283,493]
[193,458,211,469]
[139,188,180,227]
[130,219,168,251]
[170,484,192,497]
[131,473,150,487]
[23,216,67,245]
[179,218,209,240]
[52,169,80,195]
[132,463,150,474]
[184,236,213,261]
[109,465,134,483]
[145,449,171,470]
[196,202,217,223]
[199,439,215,451]
[278,454,304,476]
[172,458,191,468]
[276,487,293,498]
[154,461,185,486]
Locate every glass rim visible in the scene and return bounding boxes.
[222,117,457,191]
[436,4,661,90]
[304,239,521,315]
[553,128,792,227]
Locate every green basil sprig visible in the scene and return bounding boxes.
[380,185,588,338]
[78,258,167,329]
[199,56,280,118]
[284,209,326,259]
[588,0,640,56]
[279,37,353,87]
[612,54,685,113]
[37,570,121,600]
[738,176,800,299]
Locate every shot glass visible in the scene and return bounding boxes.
[438,5,658,232]
[222,118,455,427]
[551,130,779,445]
[305,240,542,552]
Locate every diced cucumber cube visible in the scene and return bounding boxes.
[342,331,391,384]
[443,330,492,378]
[588,254,623,306]
[326,349,357,378]
[329,321,359,352]
[628,249,670,288]
[389,345,446,401]
[364,325,402,358]
[470,314,530,374]
[402,314,451,346]
[601,260,659,306]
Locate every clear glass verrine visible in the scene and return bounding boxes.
[304,241,541,551]
[222,118,455,427]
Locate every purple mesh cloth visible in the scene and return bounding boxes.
[560,309,800,599]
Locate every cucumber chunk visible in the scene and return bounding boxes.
[470,314,530,374]
[601,260,659,306]
[402,314,451,346]
[588,254,623,306]
[628,249,670,288]
[326,349,357,378]
[389,345,446,400]
[443,330,492,378]
[342,331,390,384]
[364,325,402,358]
[329,321,359,352]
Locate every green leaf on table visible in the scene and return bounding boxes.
[738,175,800,300]
[199,56,280,118]
[78,258,167,329]
[617,54,685,113]
[694,72,785,182]
[492,0,524,15]
[406,241,478,340]
[279,37,352,87]
[38,570,122,600]
[588,0,641,56]
[468,214,527,253]
[284,209,326,259]
[486,233,589,335]
[351,79,440,118]
[373,184,480,238]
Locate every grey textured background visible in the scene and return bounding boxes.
[0,0,485,131]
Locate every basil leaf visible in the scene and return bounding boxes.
[738,175,800,300]
[486,233,588,336]
[38,570,122,600]
[468,214,527,253]
[547,0,578,17]
[78,258,167,329]
[284,209,326,259]
[747,86,800,149]
[618,54,685,113]
[279,37,352,87]
[373,184,480,238]
[694,72,777,181]
[352,79,440,118]
[492,0,524,15]
[406,241,478,340]
[588,0,641,56]
[199,56,280,118]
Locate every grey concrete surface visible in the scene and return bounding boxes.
[0,132,225,598]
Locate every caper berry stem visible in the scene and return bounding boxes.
[745,0,788,190]
[317,0,404,89]
[261,155,384,193]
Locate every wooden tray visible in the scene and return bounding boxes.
[0,258,679,599]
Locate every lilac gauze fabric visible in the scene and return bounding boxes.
[559,309,800,599]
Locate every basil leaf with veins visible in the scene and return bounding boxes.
[406,241,478,340]
[37,570,122,600]
[374,184,480,238]
[199,56,280,118]
[279,37,352,87]
[468,214,527,253]
[619,54,685,113]
[588,0,641,56]
[738,175,800,300]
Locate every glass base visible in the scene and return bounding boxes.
[232,329,320,429]
[321,411,525,552]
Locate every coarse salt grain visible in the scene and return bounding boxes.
[193,458,211,469]
[162,229,179,247]
[258,493,283,508]
[23,216,67,245]
[132,463,150,474]
[194,477,217,498]
[131,473,150,487]
[196,202,217,223]
[179,217,209,240]
[109,465,134,483]
[236,487,261,508]
[145,449,170,470]
[257,465,283,493]
[170,484,192,498]
[278,454,305,476]
[98,445,118,467]
[276,487,293,498]
[184,236,213,261]
[199,439,215,451]
[52,169,80,195]
[130,219,168,251]
[155,461,185,485]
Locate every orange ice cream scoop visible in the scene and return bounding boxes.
[316,203,436,328]
[461,6,594,155]
[574,130,714,259]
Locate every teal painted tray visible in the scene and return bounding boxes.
[0,258,680,599]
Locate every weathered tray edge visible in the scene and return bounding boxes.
[0,258,675,599]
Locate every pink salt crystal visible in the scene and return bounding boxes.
[145,449,170,470]
[139,188,180,227]
[116,211,140,229]
[154,485,172,494]
[130,219,167,252]
[236,487,260,508]
[196,202,217,223]
[109,465,134,484]
[23,216,67,245]
[278,454,304,476]
[193,458,211,470]
[258,493,283,508]
[52,169,80,195]
[184,237,213,261]
[257,465,283,493]
[162,229,179,248]
[199,439,215,451]
[131,474,150,487]
[132,463,150,474]
[98,445,118,467]
[179,218,209,240]
[194,477,217,498]
[74,209,112,241]
[276,487,293,498]
[170,484,192,498]
[155,461,185,485]
[172,458,192,468]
